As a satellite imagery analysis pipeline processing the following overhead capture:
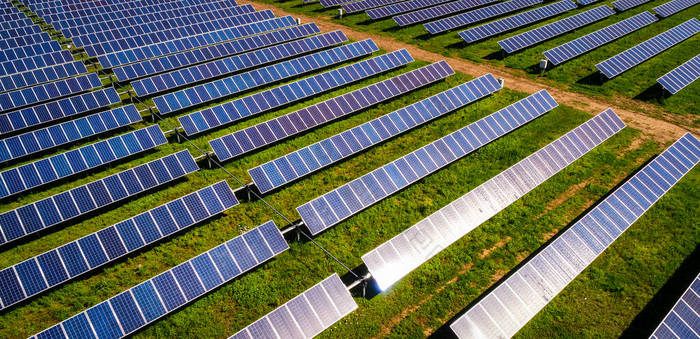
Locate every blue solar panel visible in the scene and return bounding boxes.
[0,25,42,40]
[30,220,286,338]
[652,273,700,339]
[498,5,615,53]
[0,50,74,77]
[0,150,198,246]
[0,125,166,199]
[363,109,626,291]
[0,32,52,50]
[249,73,501,194]
[208,55,452,163]
[393,0,500,26]
[0,13,28,26]
[596,19,700,78]
[0,73,103,113]
[342,0,402,13]
[459,0,578,43]
[0,18,34,32]
[654,0,699,17]
[578,0,601,4]
[657,54,699,94]
[423,0,543,34]
[321,0,356,7]
[297,90,559,235]
[543,11,658,65]
[0,61,88,93]
[113,23,321,82]
[367,0,456,19]
[612,0,652,11]
[0,181,240,312]
[0,41,62,64]
[135,30,349,97]
[450,133,700,338]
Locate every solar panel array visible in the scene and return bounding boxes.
[651,272,700,339]
[450,133,700,338]
[612,0,652,11]
[297,90,558,235]
[459,0,578,44]
[0,60,88,93]
[366,0,455,19]
[363,109,624,290]
[248,73,501,194]
[0,50,73,77]
[596,19,700,78]
[0,73,102,112]
[209,59,451,162]
[653,0,700,17]
[498,5,615,53]
[342,0,401,13]
[423,0,543,34]
[229,273,357,339]
[543,11,658,65]
[320,0,355,7]
[0,41,62,64]
[657,54,700,94]
[29,220,286,338]
[393,0,500,27]
[0,32,52,50]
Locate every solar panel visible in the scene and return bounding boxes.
[0,18,34,32]
[651,272,700,339]
[612,0,652,11]
[654,0,699,17]
[0,73,103,113]
[321,0,356,7]
[342,0,403,13]
[113,23,322,82]
[543,11,658,65]
[0,41,62,64]
[459,0,578,43]
[248,73,501,194]
[296,90,559,235]
[578,0,601,5]
[450,133,700,338]
[230,273,357,339]
[136,31,350,98]
[393,0,500,27]
[179,45,405,137]
[0,61,89,93]
[0,150,198,246]
[596,19,700,79]
[0,25,43,40]
[1,181,242,313]
[0,125,166,199]
[423,0,542,34]
[657,54,700,94]
[0,32,51,50]
[498,5,615,53]
[362,109,625,290]
[0,50,74,77]
[367,0,455,19]
[210,59,451,162]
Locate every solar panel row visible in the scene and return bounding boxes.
[0,73,103,113]
[394,0,500,27]
[297,90,558,235]
[0,105,141,164]
[0,125,166,199]
[450,133,700,338]
[498,5,615,53]
[0,41,62,64]
[657,54,699,94]
[0,18,34,32]
[342,0,402,13]
[210,58,450,162]
[651,273,700,339]
[113,23,321,82]
[0,25,42,40]
[612,0,651,11]
[596,18,700,78]
[459,0,578,43]
[34,0,209,18]
[248,73,501,194]
[179,44,403,137]
[363,108,624,290]
[135,30,349,97]
[424,0,543,34]
[0,61,88,93]
[653,0,700,17]
[230,274,357,339]
[0,150,198,246]
[366,0,454,19]
[320,0,355,7]
[543,11,658,65]
[0,13,27,24]
[0,180,240,312]
[0,50,74,77]
[0,32,52,50]
[578,0,602,5]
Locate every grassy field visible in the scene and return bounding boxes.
[0,43,697,339]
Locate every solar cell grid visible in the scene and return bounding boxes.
[249,73,502,194]
[0,18,34,32]
[578,0,601,4]
[612,0,652,11]
[657,54,699,94]
[654,0,700,17]
[342,0,403,13]
[0,25,43,40]
[0,150,199,246]
[0,50,74,78]
[0,32,52,50]
[393,0,500,27]
[296,89,559,235]
[450,132,699,338]
[1,181,242,314]
[0,61,88,93]
[423,0,543,34]
[367,0,455,19]
[362,108,625,290]
[0,73,103,113]
[651,273,700,339]
[0,13,26,23]
[0,41,62,64]
[320,0,356,7]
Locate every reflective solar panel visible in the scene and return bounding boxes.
[0,150,198,246]
[229,273,357,339]
[0,73,103,113]
[543,11,658,65]
[0,50,73,78]
[342,0,403,13]
[7,181,243,318]
[0,32,51,50]
[423,0,542,34]
[596,19,700,78]
[0,18,34,32]
[0,125,166,199]
[394,0,500,27]
[0,61,88,93]
[612,0,652,11]
[0,25,43,40]
[657,54,699,94]
[651,273,700,339]
[210,58,451,162]
[363,108,625,290]
[367,0,456,19]
[249,73,501,194]
[498,5,615,53]
[0,41,62,64]
[459,0,578,43]
[297,90,559,235]
[654,0,699,17]
[450,133,700,338]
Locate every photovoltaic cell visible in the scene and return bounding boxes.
[0,61,88,93]
[342,0,403,13]
[297,90,559,235]
[0,32,51,50]
[393,0,500,27]
[363,108,625,290]
[367,0,456,19]
[423,0,543,34]
[612,0,652,11]
[654,0,699,17]
[320,0,356,7]
[450,132,699,338]
[0,73,103,113]
[651,273,700,339]
[0,50,73,77]
[657,54,699,94]
[0,41,62,64]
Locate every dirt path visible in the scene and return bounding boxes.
[242,0,695,143]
